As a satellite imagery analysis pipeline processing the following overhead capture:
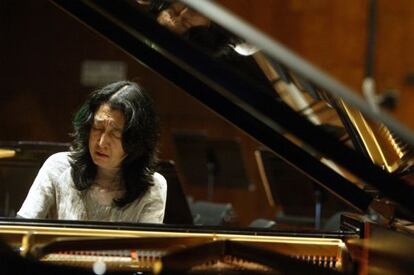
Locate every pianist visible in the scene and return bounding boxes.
[154,1,243,58]
[17,80,167,223]
[153,1,276,96]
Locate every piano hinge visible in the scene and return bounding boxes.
[366,198,398,227]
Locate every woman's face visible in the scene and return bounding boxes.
[88,103,126,170]
[157,3,210,34]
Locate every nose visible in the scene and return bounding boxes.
[98,132,109,148]
[179,7,188,16]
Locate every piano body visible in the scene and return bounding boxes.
[1,0,414,274]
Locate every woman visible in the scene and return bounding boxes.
[18,81,167,223]
[153,1,277,96]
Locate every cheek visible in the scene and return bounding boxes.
[88,132,96,146]
[114,140,126,158]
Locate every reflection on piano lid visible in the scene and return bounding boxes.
[337,99,414,174]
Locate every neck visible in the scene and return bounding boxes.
[95,167,122,188]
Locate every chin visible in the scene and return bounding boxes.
[92,156,107,167]
[92,159,103,168]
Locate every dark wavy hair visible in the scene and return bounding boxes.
[69,80,160,207]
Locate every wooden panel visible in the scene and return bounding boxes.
[219,0,414,131]
[374,0,414,129]
[219,0,368,90]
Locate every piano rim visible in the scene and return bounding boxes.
[0,218,357,239]
[0,219,353,273]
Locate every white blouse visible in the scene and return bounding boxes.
[17,152,167,223]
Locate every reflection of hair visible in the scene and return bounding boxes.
[151,1,277,95]
[70,80,160,207]
[148,0,237,56]
[184,25,275,95]
[183,25,240,58]
[148,0,171,14]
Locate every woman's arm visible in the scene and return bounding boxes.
[16,153,62,219]
[138,172,167,223]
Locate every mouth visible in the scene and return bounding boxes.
[95,150,109,158]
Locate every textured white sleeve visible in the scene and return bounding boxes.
[17,153,64,219]
[138,172,167,223]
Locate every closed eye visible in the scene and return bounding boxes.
[111,130,122,139]
[92,125,104,131]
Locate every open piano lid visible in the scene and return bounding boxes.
[48,0,414,219]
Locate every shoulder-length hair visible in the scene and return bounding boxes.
[69,80,160,207]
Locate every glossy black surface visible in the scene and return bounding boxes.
[49,0,414,216]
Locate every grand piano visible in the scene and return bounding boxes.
[1,0,414,274]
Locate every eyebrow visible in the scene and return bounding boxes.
[112,127,123,132]
[93,117,123,131]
